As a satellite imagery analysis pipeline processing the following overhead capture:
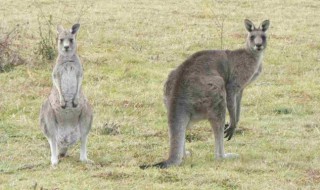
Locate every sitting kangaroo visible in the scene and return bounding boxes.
[141,19,270,169]
[40,23,93,166]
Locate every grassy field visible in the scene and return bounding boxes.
[1,0,320,189]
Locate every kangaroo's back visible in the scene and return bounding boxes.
[164,50,229,106]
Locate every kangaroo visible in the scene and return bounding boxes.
[40,23,93,166]
[140,19,270,169]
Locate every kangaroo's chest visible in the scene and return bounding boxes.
[249,64,262,84]
[59,63,79,99]
[232,57,262,88]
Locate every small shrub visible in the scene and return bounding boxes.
[34,14,56,61]
[0,23,26,72]
[32,1,93,62]
[100,121,121,135]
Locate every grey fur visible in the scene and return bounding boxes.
[40,23,93,166]
[141,19,270,169]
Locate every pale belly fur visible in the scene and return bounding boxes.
[61,67,77,105]
[54,107,82,148]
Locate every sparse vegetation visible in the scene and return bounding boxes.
[100,121,121,135]
[0,0,320,189]
[33,1,93,62]
[35,14,56,61]
[0,23,26,72]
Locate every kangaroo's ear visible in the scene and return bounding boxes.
[260,20,270,32]
[244,19,255,32]
[57,25,64,34]
[71,23,80,34]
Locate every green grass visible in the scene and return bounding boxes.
[1,0,320,189]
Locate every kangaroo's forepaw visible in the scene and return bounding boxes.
[72,102,78,108]
[60,99,66,109]
[72,98,79,108]
[224,123,229,130]
[224,124,235,141]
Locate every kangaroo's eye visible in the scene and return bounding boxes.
[60,39,63,43]
[261,35,266,41]
[250,35,255,41]
[69,38,73,43]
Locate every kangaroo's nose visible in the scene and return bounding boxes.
[64,46,69,51]
[256,44,262,48]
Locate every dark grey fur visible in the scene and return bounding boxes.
[141,19,270,169]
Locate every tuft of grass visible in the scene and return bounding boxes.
[100,121,121,135]
[274,107,293,115]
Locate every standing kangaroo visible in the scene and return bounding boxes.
[141,19,270,169]
[40,23,93,166]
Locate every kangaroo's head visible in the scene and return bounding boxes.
[244,19,270,54]
[57,23,80,57]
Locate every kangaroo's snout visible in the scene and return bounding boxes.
[255,44,263,50]
[63,40,70,52]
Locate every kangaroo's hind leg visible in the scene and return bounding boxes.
[40,100,59,166]
[79,102,93,163]
[47,138,59,166]
[209,96,239,160]
[152,107,190,169]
